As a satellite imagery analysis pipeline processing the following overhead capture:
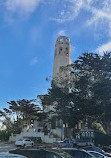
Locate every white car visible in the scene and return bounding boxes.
[15,138,34,147]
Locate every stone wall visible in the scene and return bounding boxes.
[9,127,61,143]
[9,131,58,143]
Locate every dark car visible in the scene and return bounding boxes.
[81,146,111,157]
[9,148,73,158]
[60,148,95,158]
[88,151,108,158]
[53,139,74,148]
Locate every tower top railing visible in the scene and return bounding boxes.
[56,36,70,45]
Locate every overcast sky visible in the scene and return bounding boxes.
[0,0,111,109]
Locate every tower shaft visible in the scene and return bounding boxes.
[53,36,71,79]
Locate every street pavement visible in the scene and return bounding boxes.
[0,142,15,153]
[0,142,52,153]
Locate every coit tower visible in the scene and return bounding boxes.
[53,36,71,79]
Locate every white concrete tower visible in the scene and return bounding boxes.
[53,36,71,79]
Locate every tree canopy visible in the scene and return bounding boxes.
[0,99,41,134]
[39,52,111,135]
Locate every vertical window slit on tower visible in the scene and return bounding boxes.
[66,47,69,55]
[59,47,62,54]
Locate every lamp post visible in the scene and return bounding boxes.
[85,118,88,130]
[61,124,65,140]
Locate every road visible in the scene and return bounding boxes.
[0,142,52,153]
[0,142,15,153]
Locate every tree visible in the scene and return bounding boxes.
[47,82,82,128]
[0,99,41,134]
[0,110,14,134]
[17,99,41,122]
[71,52,111,135]
[42,52,111,136]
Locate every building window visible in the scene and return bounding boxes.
[65,38,68,42]
[60,38,63,42]
[59,47,62,54]
[65,47,69,55]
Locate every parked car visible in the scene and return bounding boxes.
[9,148,73,158]
[81,146,111,157]
[53,139,74,148]
[88,151,108,158]
[23,137,42,144]
[60,148,95,158]
[0,152,27,158]
[76,139,94,147]
[15,138,34,147]
[104,145,111,152]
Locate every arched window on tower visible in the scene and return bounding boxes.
[60,38,63,42]
[65,38,69,45]
[59,38,63,44]
[65,38,68,42]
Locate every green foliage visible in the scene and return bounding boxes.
[40,52,111,136]
[0,130,11,141]
[0,99,42,137]
[37,95,51,111]
[91,122,105,133]
[5,99,41,123]
[70,52,111,135]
